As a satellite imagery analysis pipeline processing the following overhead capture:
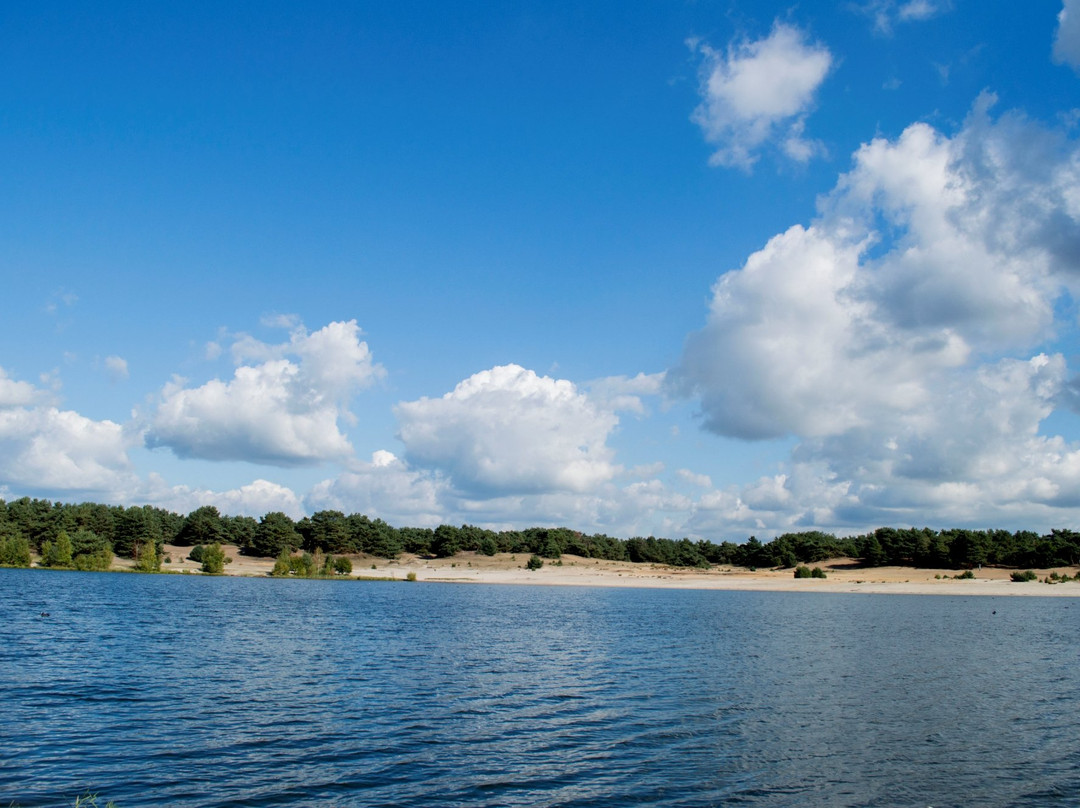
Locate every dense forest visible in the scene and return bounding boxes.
[0,496,1079,572]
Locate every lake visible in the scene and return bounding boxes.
[2,568,1078,807]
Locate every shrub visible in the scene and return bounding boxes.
[0,533,31,567]
[1010,569,1038,582]
[479,536,498,556]
[294,552,316,577]
[134,540,160,573]
[188,545,205,562]
[334,556,353,575]
[811,566,827,579]
[42,531,74,568]
[955,570,975,579]
[526,554,544,570]
[201,542,226,574]
[406,571,417,582]
[271,548,292,577]
[794,565,812,578]
[73,544,113,571]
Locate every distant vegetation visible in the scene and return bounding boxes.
[0,496,1079,574]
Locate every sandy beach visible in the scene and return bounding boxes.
[145,545,1080,597]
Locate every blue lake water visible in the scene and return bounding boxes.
[2,568,1079,807]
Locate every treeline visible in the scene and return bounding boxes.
[1,496,1079,571]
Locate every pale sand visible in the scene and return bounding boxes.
[146,546,1080,597]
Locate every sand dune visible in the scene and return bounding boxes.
[151,546,1080,597]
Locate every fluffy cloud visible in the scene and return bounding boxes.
[0,369,135,496]
[671,95,1080,534]
[145,476,305,520]
[307,450,695,537]
[0,407,132,495]
[0,367,44,408]
[394,364,620,496]
[690,22,832,170]
[147,320,383,466]
[1055,0,1080,69]
[306,450,450,527]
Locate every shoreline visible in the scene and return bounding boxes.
[130,546,1080,597]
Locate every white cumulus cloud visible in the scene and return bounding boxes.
[146,476,305,520]
[147,320,383,466]
[690,22,832,170]
[670,95,1080,534]
[306,450,449,527]
[0,369,135,496]
[394,364,620,497]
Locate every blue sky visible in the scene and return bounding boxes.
[3,1,1080,539]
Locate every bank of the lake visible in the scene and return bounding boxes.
[103,545,1080,596]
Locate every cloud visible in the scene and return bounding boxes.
[104,356,129,382]
[0,367,46,408]
[1055,0,1080,70]
[147,320,383,466]
[897,0,948,22]
[690,22,832,170]
[586,371,665,414]
[856,0,952,34]
[394,364,620,496]
[146,476,305,520]
[677,469,713,489]
[670,95,1080,534]
[0,369,135,496]
[307,450,695,537]
[306,450,449,527]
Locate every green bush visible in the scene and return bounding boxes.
[188,544,205,562]
[134,540,160,573]
[526,554,544,570]
[955,569,975,579]
[794,565,812,578]
[1011,569,1038,582]
[479,536,498,556]
[0,533,31,567]
[42,531,74,568]
[201,542,226,574]
[333,556,353,575]
[406,571,417,582]
[271,548,292,576]
[73,544,113,571]
[811,566,827,579]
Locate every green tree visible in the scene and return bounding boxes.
[134,540,160,572]
[303,510,351,553]
[333,556,353,575]
[43,530,75,568]
[6,497,54,551]
[175,505,226,547]
[271,548,292,576]
[253,512,302,557]
[73,542,113,571]
[114,506,164,559]
[432,524,461,558]
[224,515,258,553]
[0,526,31,567]
[201,542,226,574]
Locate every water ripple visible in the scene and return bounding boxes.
[2,570,1078,807]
